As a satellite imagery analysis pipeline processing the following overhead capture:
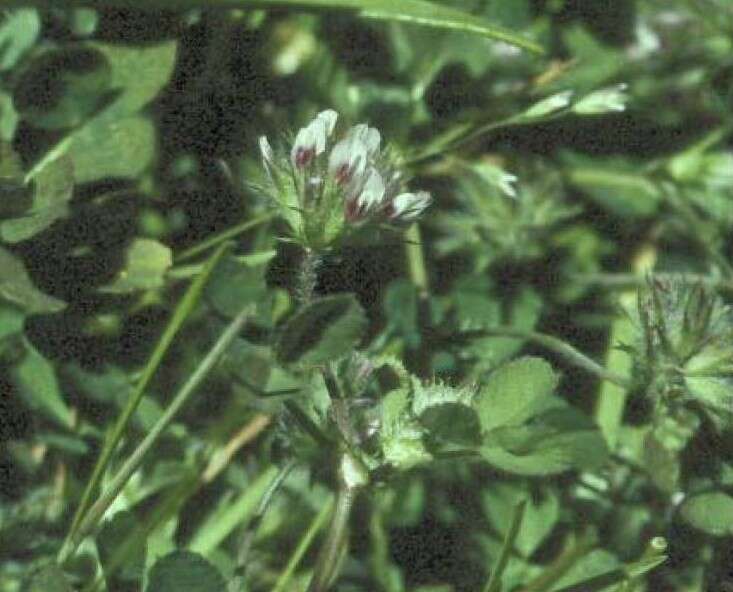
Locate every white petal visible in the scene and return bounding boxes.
[291,125,316,167]
[357,168,385,210]
[348,124,381,155]
[259,136,274,165]
[316,109,338,136]
[328,136,368,180]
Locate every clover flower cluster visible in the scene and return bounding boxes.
[258,110,431,248]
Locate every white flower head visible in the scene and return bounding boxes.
[388,191,432,223]
[259,109,431,248]
[573,83,629,115]
[291,109,338,169]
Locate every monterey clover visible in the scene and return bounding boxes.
[259,110,431,250]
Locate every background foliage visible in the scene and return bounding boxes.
[1,1,733,591]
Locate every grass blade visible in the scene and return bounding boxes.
[483,499,527,592]
[3,0,544,54]
[59,241,231,563]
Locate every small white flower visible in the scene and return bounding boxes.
[346,123,381,156]
[523,90,574,119]
[259,135,274,165]
[388,191,432,222]
[475,162,518,199]
[573,83,629,115]
[346,167,385,222]
[329,136,369,185]
[291,109,338,169]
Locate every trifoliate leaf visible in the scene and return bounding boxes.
[101,238,172,293]
[65,115,156,183]
[275,294,366,366]
[481,402,608,476]
[680,492,733,536]
[476,356,559,433]
[146,550,226,592]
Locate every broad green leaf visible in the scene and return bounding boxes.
[0,9,40,71]
[93,40,177,117]
[49,41,177,183]
[101,238,173,293]
[23,564,73,592]
[146,550,226,592]
[481,402,608,476]
[549,549,619,592]
[0,246,66,314]
[66,115,156,183]
[482,482,559,558]
[680,492,733,536]
[13,46,113,129]
[98,510,147,586]
[275,294,366,366]
[12,339,73,428]
[1,154,74,242]
[476,356,559,433]
[205,252,274,318]
[0,304,24,340]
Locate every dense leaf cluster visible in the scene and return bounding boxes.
[1,1,733,591]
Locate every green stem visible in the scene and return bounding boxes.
[230,459,298,592]
[58,305,253,564]
[464,327,632,390]
[573,271,733,292]
[405,223,430,298]
[270,497,334,592]
[307,453,369,592]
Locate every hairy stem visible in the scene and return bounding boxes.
[464,327,632,390]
